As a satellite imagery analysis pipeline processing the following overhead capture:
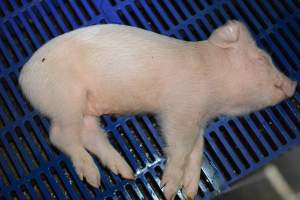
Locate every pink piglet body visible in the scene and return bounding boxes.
[19,21,296,200]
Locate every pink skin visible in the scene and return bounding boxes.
[19,20,296,199]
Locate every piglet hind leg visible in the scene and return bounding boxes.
[80,115,135,180]
[48,87,101,188]
[50,118,101,188]
[160,111,200,200]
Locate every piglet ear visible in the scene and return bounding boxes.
[208,20,241,48]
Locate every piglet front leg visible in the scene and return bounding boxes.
[182,129,205,199]
[160,109,200,200]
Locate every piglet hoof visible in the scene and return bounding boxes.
[72,150,101,188]
[160,165,184,200]
[182,172,199,200]
[105,151,135,180]
[181,159,202,199]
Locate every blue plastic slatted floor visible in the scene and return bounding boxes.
[0,0,299,199]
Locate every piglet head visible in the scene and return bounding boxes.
[208,20,297,115]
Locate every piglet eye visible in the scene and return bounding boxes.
[274,83,281,89]
[256,55,270,65]
[257,56,266,62]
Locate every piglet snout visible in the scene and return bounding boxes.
[275,72,297,98]
[282,79,297,98]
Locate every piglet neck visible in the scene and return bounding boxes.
[190,41,238,118]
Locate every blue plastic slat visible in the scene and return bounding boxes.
[68,1,87,25]
[56,0,78,29]
[63,160,94,200]
[232,118,264,159]
[43,0,69,33]
[224,122,256,165]
[254,112,282,147]
[161,0,184,23]
[111,126,140,171]
[276,105,299,135]
[244,116,273,155]
[235,0,264,32]
[209,11,223,27]
[8,19,32,56]
[81,0,96,17]
[141,115,164,151]
[34,4,59,37]
[26,9,50,43]
[121,122,149,166]
[150,1,174,28]
[0,84,20,121]
[0,40,12,67]
[286,100,300,121]
[189,20,208,40]
[5,77,26,113]
[51,166,76,200]
[44,171,66,199]
[248,1,273,26]
[274,1,293,16]
[130,117,159,159]
[19,123,46,164]
[25,182,40,200]
[1,24,23,62]
[265,35,296,74]
[0,152,15,184]
[173,0,191,19]
[16,13,41,50]
[35,176,52,199]
[139,175,160,200]
[98,166,116,190]
[28,118,54,160]
[274,32,300,69]
[122,6,140,27]
[1,133,26,178]
[205,134,235,178]
[0,3,10,17]
[130,3,153,30]
[265,108,293,143]
[10,130,35,171]
[214,129,245,172]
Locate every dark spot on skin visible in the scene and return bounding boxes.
[42,58,46,62]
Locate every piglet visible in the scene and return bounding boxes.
[19,20,297,200]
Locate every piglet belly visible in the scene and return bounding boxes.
[85,86,160,116]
